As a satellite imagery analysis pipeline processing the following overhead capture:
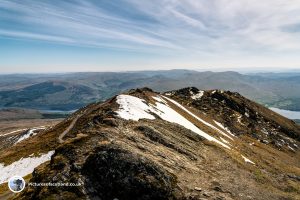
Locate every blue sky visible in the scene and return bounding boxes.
[1,0,300,73]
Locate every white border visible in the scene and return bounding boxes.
[8,176,25,193]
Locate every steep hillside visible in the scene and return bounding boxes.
[0,87,299,200]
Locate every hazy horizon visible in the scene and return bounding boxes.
[0,67,300,75]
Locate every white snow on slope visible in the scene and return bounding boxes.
[116,95,230,149]
[213,120,235,137]
[245,112,250,118]
[164,92,173,96]
[152,96,167,104]
[237,115,244,125]
[241,155,255,165]
[220,137,230,145]
[0,151,54,184]
[116,95,155,121]
[190,90,204,100]
[162,96,234,141]
[15,126,46,144]
[0,129,28,137]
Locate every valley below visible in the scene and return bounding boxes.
[270,107,300,120]
[1,70,300,112]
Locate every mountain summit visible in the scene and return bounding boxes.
[1,87,299,200]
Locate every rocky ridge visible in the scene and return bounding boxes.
[0,87,299,200]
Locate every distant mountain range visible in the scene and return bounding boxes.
[0,70,299,111]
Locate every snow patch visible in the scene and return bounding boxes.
[220,137,230,144]
[164,92,174,96]
[116,95,230,149]
[245,112,250,118]
[0,151,54,184]
[116,95,155,121]
[288,145,295,152]
[237,115,244,125]
[152,96,167,104]
[191,91,204,100]
[213,120,235,138]
[241,155,255,164]
[15,126,46,144]
[0,129,28,137]
[164,96,234,141]
[154,96,230,149]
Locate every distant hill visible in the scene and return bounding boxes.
[0,70,300,111]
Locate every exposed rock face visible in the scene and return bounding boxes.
[82,144,182,200]
[7,87,300,200]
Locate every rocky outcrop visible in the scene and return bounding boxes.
[82,144,182,200]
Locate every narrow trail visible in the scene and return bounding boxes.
[58,111,85,143]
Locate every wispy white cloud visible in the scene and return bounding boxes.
[0,29,74,43]
[1,0,300,69]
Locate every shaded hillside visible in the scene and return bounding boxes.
[0,81,97,110]
[0,87,299,200]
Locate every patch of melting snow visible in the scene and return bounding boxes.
[288,145,295,152]
[0,129,28,137]
[237,115,245,126]
[237,115,243,125]
[220,137,230,144]
[116,95,230,149]
[245,112,250,118]
[15,126,46,144]
[165,92,174,96]
[213,120,235,138]
[241,155,255,165]
[0,151,54,184]
[152,96,167,104]
[163,96,234,141]
[190,90,204,100]
[116,95,155,121]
